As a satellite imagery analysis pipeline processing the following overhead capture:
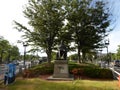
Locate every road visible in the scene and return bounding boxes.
[114,66,120,72]
[110,66,120,80]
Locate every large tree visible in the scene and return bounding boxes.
[14,0,65,64]
[66,0,111,63]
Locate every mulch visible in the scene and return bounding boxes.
[37,74,113,81]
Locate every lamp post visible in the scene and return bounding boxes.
[17,40,28,69]
[104,39,110,66]
[23,42,28,69]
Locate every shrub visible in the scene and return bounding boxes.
[99,69,113,79]
[69,63,113,80]
[23,63,54,78]
[23,69,37,78]
[83,68,113,79]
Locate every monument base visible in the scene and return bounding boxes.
[53,60,69,78]
[47,76,74,81]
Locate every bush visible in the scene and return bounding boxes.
[23,63,54,78]
[23,69,37,78]
[99,69,113,79]
[69,63,113,80]
[82,68,113,79]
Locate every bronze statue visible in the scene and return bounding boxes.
[56,41,67,60]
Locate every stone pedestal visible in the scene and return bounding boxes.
[53,60,69,78]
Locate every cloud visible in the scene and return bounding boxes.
[108,29,120,53]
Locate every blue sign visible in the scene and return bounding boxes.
[4,62,16,85]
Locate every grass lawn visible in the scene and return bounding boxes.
[1,78,119,90]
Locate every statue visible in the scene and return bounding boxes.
[56,41,67,60]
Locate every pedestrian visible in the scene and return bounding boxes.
[4,72,8,85]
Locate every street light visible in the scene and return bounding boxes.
[17,40,28,68]
[23,42,28,69]
[104,39,110,66]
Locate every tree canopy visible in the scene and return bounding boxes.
[14,0,112,63]
[65,0,111,62]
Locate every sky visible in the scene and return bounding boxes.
[0,0,120,55]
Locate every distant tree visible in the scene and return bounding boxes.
[10,46,20,60]
[0,36,11,63]
[116,45,120,59]
[0,36,20,63]
[68,54,78,61]
[111,53,117,60]
[19,54,37,61]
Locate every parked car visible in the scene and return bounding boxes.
[114,60,120,67]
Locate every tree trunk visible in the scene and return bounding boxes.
[47,47,52,64]
[82,52,86,63]
[78,47,81,63]
[47,52,51,64]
